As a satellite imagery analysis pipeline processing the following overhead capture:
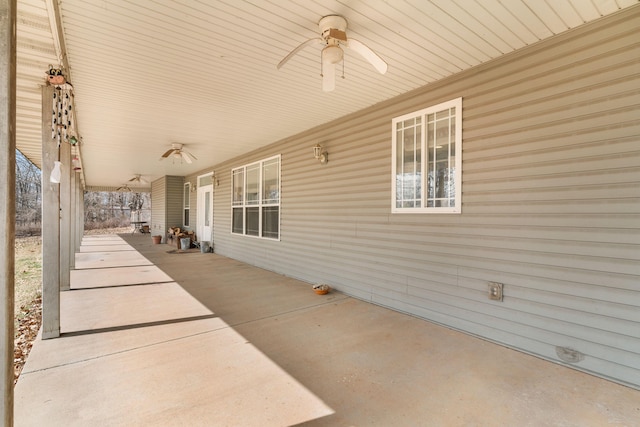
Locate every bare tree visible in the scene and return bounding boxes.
[84,191,150,229]
[15,150,41,234]
[14,151,152,233]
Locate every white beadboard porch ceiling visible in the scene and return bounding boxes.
[15,0,640,189]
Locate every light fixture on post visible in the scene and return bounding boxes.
[313,144,328,164]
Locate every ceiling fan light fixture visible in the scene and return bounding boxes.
[322,61,336,92]
[321,45,342,91]
[322,45,343,64]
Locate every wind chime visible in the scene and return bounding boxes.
[48,65,77,147]
[47,65,79,183]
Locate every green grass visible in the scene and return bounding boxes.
[14,236,42,331]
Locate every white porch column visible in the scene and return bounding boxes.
[59,138,70,291]
[77,178,83,248]
[69,167,76,270]
[41,84,60,339]
[0,0,16,423]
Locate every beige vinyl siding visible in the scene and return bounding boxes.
[151,176,184,237]
[197,8,640,389]
[166,176,184,230]
[150,177,166,236]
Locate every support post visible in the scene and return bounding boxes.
[77,178,83,249]
[41,85,60,339]
[59,139,70,291]
[69,168,76,269]
[0,0,16,423]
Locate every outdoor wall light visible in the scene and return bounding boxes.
[313,144,328,164]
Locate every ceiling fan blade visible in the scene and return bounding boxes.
[129,175,148,184]
[277,38,323,70]
[181,151,193,164]
[161,149,175,158]
[322,58,336,92]
[347,39,388,74]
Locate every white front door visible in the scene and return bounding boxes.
[197,178,214,244]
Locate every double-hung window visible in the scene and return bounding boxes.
[392,97,462,213]
[183,183,190,226]
[232,155,280,239]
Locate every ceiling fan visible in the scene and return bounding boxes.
[160,143,197,164]
[277,14,388,92]
[116,184,132,192]
[128,174,148,185]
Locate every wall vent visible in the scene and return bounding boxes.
[555,347,584,364]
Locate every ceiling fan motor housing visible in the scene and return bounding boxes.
[319,15,348,40]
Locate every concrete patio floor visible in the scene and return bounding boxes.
[14,234,640,426]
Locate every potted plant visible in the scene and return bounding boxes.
[152,235,162,244]
[313,284,330,295]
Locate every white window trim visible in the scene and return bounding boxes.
[231,154,281,240]
[183,182,191,227]
[391,97,462,214]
